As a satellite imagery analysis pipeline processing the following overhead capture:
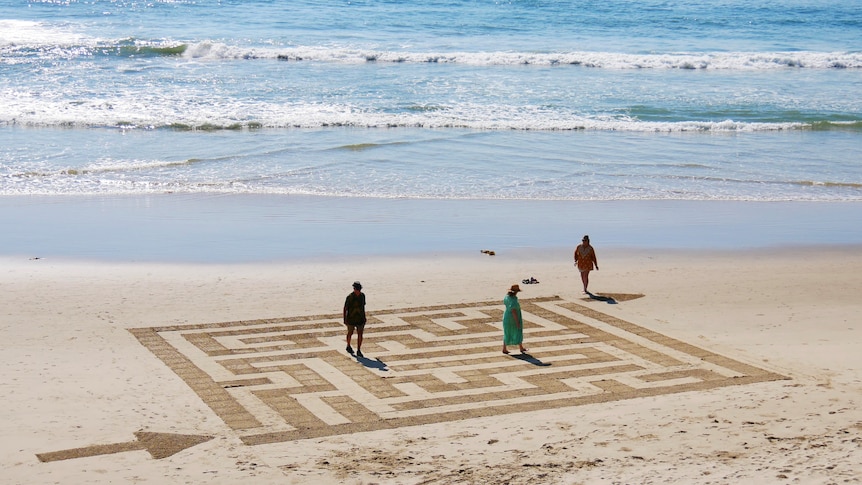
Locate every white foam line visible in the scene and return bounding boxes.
[181,43,862,70]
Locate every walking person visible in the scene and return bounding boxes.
[502,284,528,354]
[343,281,366,358]
[574,235,598,293]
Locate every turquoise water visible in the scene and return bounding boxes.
[1,1,861,260]
[2,0,861,201]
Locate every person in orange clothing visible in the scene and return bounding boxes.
[574,235,598,293]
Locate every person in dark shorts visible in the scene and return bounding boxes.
[343,281,367,358]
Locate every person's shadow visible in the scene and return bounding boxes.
[586,291,617,304]
[511,353,551,366]
[356,355,389,371]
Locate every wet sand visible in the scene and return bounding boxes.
[3,194,861,262]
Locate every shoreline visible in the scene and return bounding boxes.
[2,194,862,263]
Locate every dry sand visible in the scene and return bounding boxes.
[2,246,861,484]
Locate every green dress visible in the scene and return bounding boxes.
[502,294,523,345]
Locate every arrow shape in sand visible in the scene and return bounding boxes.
[37,431,214,462]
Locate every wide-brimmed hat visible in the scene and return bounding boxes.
[509,284,521,293]
[352,281,362,290]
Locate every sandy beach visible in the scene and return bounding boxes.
[3,0,861,481]
[2,243,861,484]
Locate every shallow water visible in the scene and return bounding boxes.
[2,1,860,261]
[2,0,861,201]
[2,127,861,201]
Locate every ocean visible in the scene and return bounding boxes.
[1,0,861,261]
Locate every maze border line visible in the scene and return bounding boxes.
[129,296,787,445]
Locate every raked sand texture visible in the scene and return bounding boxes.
[129,296,786,446]
[3,248,861,484]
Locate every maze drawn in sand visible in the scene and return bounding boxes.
[130,296,785,445]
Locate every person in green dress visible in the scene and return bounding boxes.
[502,284,528,354]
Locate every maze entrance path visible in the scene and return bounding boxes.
[129,296,785,445]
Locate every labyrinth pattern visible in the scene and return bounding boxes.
[129,296,785,445]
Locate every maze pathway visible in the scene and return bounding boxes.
[129,296,785,445]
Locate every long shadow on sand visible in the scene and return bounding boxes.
[511,353,551,367]
[586,291,617,304]
[356,355,390,371]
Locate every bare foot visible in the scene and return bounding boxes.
[519,347,528,353]
[502,349,510,354]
